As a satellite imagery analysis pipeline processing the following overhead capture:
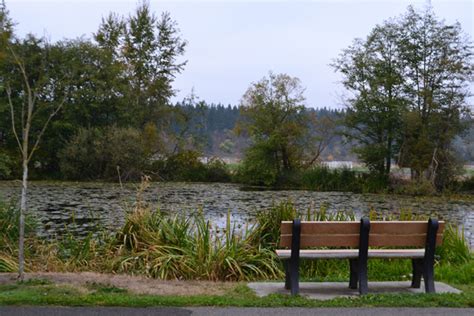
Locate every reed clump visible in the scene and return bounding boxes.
[112,207,282,281]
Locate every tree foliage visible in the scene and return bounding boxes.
[59,127,148,181]
[237,73,335,186]
[0,1,187,180]
[333,5,473,190]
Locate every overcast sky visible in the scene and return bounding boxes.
[6,0,474,108]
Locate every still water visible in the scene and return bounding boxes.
[0,181,472,247]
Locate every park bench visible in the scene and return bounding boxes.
[276,218,444,295]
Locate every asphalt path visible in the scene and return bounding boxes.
[0,307,473,316]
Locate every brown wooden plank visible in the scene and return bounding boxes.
[280,222,293,234]
[280,221,360,235]
[370,221,445,235]
[368,234,443,247]
[280,233,443,248]
[281,221,444,236]
[280,234,360,247]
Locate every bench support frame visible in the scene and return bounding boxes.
[349,259,358,289]
[288,218,301,295]
[357,217,370,295]
[423,218,439,293]
[282,218,439,296]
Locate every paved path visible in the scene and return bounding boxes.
[248,281,461,300]
[0,307,473,316]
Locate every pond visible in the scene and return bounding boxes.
[0,181,473,248]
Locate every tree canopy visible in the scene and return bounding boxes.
[333,5,473,190]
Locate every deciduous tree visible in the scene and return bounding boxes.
[0,2,70,279]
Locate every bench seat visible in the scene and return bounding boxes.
[276,248,425,259]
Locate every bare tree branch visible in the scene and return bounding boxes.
[5,84,24,156]
[8,45,33,110]
[27,95,66,162]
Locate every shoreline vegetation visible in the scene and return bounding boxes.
[0,194,473,307]
[3,162,474,197]
[0,190,472,282]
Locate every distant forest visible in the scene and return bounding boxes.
[172,102,474,164]
[171,102,352,161]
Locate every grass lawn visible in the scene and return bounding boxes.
[0,278,473,308]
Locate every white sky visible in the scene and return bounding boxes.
[6,0,474,108]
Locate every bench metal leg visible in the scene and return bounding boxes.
[423,218,439,293]
[349,259,358,289]
[283,260,290,290]
[289,259,299,295]
[411,259,423,288]
[423,260,435,293]
[358,259,368,295]
[289,219,301,296]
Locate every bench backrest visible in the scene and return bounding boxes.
[279,220,445,248]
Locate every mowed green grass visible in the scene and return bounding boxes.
[1,259,473,308]
[0,280,473,308]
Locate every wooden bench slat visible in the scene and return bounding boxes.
[280,233,443,247]
[280,234,360,247]
[281,221,445,235]
[369,234,443,247]
[281,221,360,234]
[370,221,445,235]
[276,248,425,259]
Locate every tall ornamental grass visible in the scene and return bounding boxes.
[114,208,282,281]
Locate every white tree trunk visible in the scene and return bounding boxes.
[18,158,28,281]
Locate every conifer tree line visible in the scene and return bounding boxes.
[0,1,473,191]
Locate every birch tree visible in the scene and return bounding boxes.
[1,3,69,280]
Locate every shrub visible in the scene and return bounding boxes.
[236,143,280,186]
[160,150,206,181]
[59,127,149,180]
[204,158,232,182]
[151,151,231,182]
[301,166,363,192]
[459,176,474,192]
[393,179,437,196]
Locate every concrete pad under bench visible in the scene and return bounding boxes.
[248,282,461,300]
